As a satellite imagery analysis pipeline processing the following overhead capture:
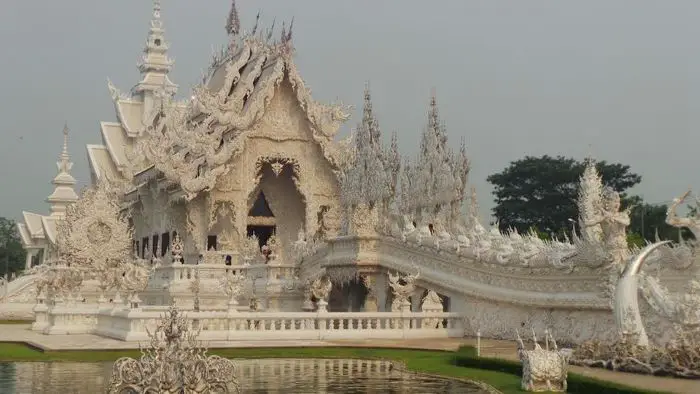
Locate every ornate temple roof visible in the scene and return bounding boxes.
[17,125,78,249]
[126,1,351,200]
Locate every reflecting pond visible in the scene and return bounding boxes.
[0,358,487,393]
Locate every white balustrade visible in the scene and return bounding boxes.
[39,304,464,342]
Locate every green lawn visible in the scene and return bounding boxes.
[0,320,33,325]
[0,342,669,394]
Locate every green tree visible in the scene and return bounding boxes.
[487,155,641,234]
[0,217,26,277]
[627,202,692,243]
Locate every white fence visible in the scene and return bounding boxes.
[34,303,465,342]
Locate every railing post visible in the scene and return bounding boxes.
[477,329,481,357]
[317,300,328,340]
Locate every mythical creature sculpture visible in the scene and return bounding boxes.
[666,189,700,239]
[388,270,419,311]
[584,187,630,267]
[108,305,239,393]
[642,276,700,328]
[516,329,568,392]
[570,240,700,378]
[310,276,332,303]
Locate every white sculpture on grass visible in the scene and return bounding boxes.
[516,329,568,392]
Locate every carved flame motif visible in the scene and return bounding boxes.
[108,305,239,393]
[270,161,284,176]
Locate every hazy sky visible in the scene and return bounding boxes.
[2,0,700,222]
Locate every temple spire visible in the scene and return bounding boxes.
[225,0,241,36]
[46,123,79,218]
[134,0,177,97]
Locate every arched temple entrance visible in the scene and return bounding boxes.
[246,161,305,255]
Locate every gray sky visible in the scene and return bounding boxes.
[2,0,699,223]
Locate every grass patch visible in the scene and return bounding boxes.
[0,320,32,325]
[455,346,668,394]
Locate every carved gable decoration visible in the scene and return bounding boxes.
[255,79,311,142]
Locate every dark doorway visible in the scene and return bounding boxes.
[249,192,274,217]
[247,225,275,248]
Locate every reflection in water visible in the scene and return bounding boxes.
[0,358,486,393]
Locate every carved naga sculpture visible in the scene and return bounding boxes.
[388,270,419,311]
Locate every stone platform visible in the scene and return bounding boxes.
[1,324,698,394]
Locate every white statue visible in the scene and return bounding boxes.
[516,329,568,392]
[310,276,332,303]
[585,188,630,267]
[218,271,247,308]
[666,189,700,239]
[108,305,238,393]
[388,270,419,311]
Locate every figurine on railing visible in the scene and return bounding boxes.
[388,269,419,312]
[310,275,332,312]
[171,233,184,264]
[219,271,247,311]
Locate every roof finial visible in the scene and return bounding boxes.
[153,0,161,20]
[225,0,240,36]
[251,10,261,35]
[286,17,294,42]
[47,122,78,218]
[280,21,287,43]
[62,122,69,158]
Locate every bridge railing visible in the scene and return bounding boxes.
[36,303,465,341]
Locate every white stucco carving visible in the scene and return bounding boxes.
[6,2,700,368]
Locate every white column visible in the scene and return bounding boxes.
[25,250,33,270]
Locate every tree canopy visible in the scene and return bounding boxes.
[487,155,642,235]
[0,217,26,277]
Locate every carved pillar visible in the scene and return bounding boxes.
[375,272,388,312]
[25,250,34,270]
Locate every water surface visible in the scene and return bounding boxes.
[0,358,487,393]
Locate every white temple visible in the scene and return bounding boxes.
[16,124,79,270]
[4,1,699,352]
